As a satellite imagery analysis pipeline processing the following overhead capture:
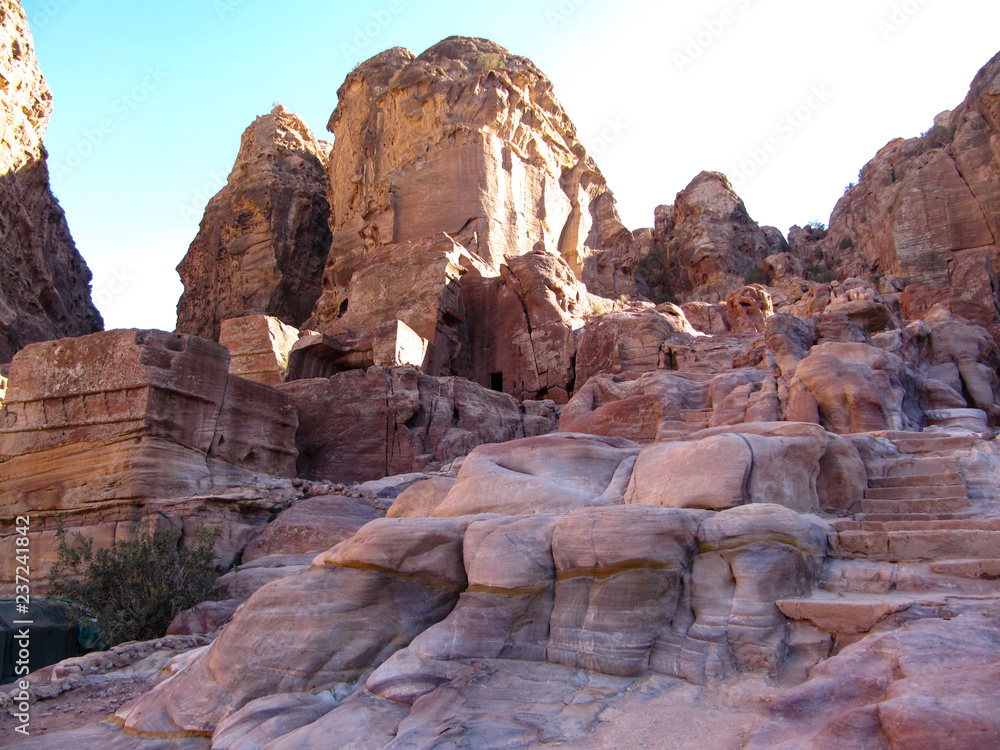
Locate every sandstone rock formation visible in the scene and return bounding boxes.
[8,27,1000,750]
[175,105,332,341]
[308,36,631,333]
[0,0,102,362]
[218,315,302,387]
[747,613,1000,748]
[280,366,557,482]
[800,51,1000,345]
[174,37,649,402]
[636,172,780,304]
[0,329,300,590]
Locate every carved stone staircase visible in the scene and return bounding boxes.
[778,431,1000,639]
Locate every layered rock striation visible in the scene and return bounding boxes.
[0,329,300,590]
[308,36,631,332]
[795,51,1000,344]
[175,105,332,340]
[0,0,102,362]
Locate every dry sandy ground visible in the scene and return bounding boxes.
[0,675,153,748]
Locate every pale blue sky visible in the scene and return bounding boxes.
[20,0,1000,331]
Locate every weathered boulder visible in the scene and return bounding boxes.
[408,514,559,663]
[0,329,300,589]
[747,613,1000,749]
[655,504,831,685]
[279,366,551,483]
[271,660,632,750]
[725,284,773,333]
[218,315,303,387]
[176,105,332,341]
[764,314,816,379]
[547,505,705,677]
[116,517,468,736]
[433,433,640,516]
[211,692,340,750]
[385,477,457,519]
[559,370,712,444]
[623,422,840,514]
[795,341,920,433]
[574,306,700,387]
[0,0,102,362]
[922,306,1000,421]
[681,301,730,334]
[241,496,379,562]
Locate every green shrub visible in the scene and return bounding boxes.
[920,124,956,148]
[49,522,221,648]
[745,267,767,285]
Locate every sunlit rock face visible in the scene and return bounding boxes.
[0,0,102,362]
[0,329,300,591]
[307,36,632,333]
[794,51,1000,345]
[12,30,1000,750]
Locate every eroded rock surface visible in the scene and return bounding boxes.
[176,106,332,340]
[0,0,102,362]
[803,51,1000,345]
[280,366,556,482]
[638,172,776,304]
[0,329,299,589]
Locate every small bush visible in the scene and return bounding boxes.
[805,265,836,284]
[920,124,956,148]
[589,298,613,316]
[49,522,221,648]
[745,267,767,285]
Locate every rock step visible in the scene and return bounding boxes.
[867,471,963,489]
[831,528,1000,562]
[779,591,1000,634]
[930,559,1000,579]
[679,409,714,423]
[863,484,967,501]
[819,558,1000,597]
[882,433,979,454]
[777,593,926,635]
[882,456,963,477]
[858,497,969,515]
[833,519,1000,533]
[855,512,974,523]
